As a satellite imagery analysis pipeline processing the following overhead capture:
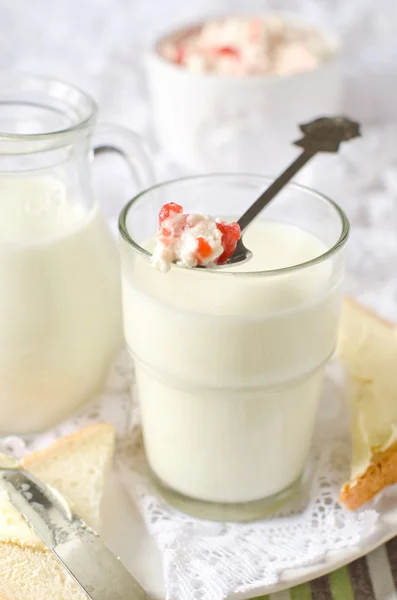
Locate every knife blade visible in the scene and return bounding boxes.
[0,466,152,600]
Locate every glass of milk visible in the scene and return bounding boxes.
[119,175,349,521]
[0,74,152,435]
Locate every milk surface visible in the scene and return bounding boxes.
[122,220,342,503]
[0,176,122,434]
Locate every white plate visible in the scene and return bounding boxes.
[101,471,397,600]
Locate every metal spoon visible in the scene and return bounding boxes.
[217,116,361,268]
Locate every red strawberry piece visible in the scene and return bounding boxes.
[214,46,240,59]
[175,45,185,64]
[195,237,213,262]
[216,221,241,264]
[159,202,183,225]
[158,202,184,237]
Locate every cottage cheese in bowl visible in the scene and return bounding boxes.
[159,15,332,76]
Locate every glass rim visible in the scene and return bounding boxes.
[0,74,97,141]
[119,173,350,277]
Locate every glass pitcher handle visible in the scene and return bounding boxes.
[92,123,154,191]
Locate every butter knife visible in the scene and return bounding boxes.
[0,465,152,600]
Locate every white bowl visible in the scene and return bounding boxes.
[145,17,342,178]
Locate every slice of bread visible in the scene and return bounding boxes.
[338,297,397,509]
[0,423,115,600]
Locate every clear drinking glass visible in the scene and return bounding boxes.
[119,174,349,521]
[0,74,152,435]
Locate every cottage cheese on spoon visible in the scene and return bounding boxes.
[151,202,241,272]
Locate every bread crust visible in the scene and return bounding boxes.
[340,440,397,509]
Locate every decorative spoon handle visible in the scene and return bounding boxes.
[237,116,361,234]
[237,149,315,232]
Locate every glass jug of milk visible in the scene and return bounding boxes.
[0,74,153,435]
